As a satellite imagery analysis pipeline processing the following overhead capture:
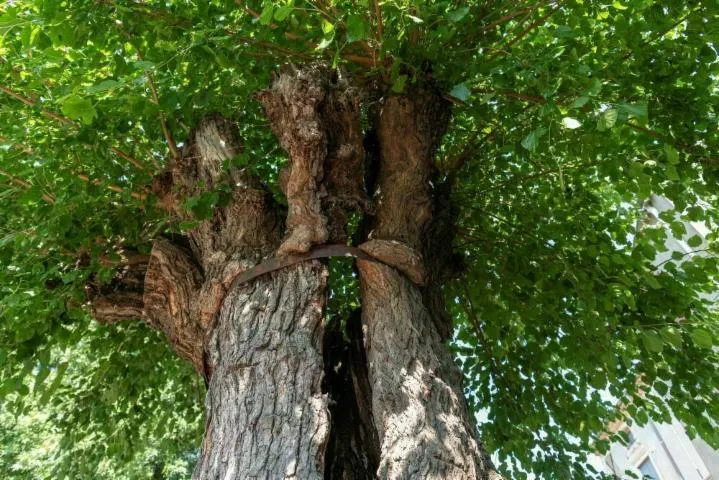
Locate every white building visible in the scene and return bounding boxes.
[590,417,719,479]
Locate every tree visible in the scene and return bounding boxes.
[0,1,717,478]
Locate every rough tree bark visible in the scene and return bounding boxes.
[89,65,502,480]
[357,88,503,480]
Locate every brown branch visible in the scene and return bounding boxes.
[0,135,34,154]
[230,23,382,68]
[110,146,149,171]
[0,140,147,201]
[479,6,535,33]
[0,84,75,126]
[134,46,180,161]
[76,173,148,201]
[89,255,148,324]
[488,2,561,59]
[342,53,383,68]
[0,168,56,204]
[371,0,384,41]
[143,236,205,375]
[146,70,179,160]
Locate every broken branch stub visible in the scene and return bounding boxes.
[257,64,370,255]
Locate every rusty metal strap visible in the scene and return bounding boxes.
[226,244,383,290]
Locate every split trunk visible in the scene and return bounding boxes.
[91,65,502,480]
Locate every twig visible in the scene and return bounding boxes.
[654,248,713,269]
[488,3,561,59]
[76,173,148,201]
[0,85,74,126]
[0,168,56,204]
[479,6,535,33]
[135,47,179,161]
[145,70,179,160]
[109,147,147,171]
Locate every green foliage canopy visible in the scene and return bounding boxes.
[0,0,717,478]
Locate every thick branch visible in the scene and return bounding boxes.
[89,256,148,324]
[358,86,504,479]
[143,237,206,376]
[257,64,370,254]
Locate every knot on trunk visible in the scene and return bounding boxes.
[257,63,371,256]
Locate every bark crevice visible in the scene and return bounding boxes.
[323,310,380,480]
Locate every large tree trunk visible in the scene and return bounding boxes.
[358,263,499,479]
[194,263,330,479]
[356,90,502,480]
[89,66,501,480]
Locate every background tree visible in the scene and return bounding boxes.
[0,0,717,479]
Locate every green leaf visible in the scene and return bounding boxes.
[664,144,679,164]
[570,96,590,108]
[644,275,661,289]
[521,127,547,151]
[690,328,713,349]
[259,4,274,25]
[660,328,683,348]
[346,15,369,42]
[322,19,334,34]
[619,102,648,119]
[654,381,668,396]
[642,330,663,353]
[447,7,470,22]
[391,74,408,93]
[407,14,424,23]
[60,95,96,125]
[449,83,471,102]
[274,5,293,22]
[561,117,582,129]
[686,235,703,248]
[597,108,617,131]
[87,80,121,94]
[134,60,155,71]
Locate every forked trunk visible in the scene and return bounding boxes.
[89,66,502,480]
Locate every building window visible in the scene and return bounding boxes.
[638,457,661,480]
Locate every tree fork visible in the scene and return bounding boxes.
[87,66,502,480]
